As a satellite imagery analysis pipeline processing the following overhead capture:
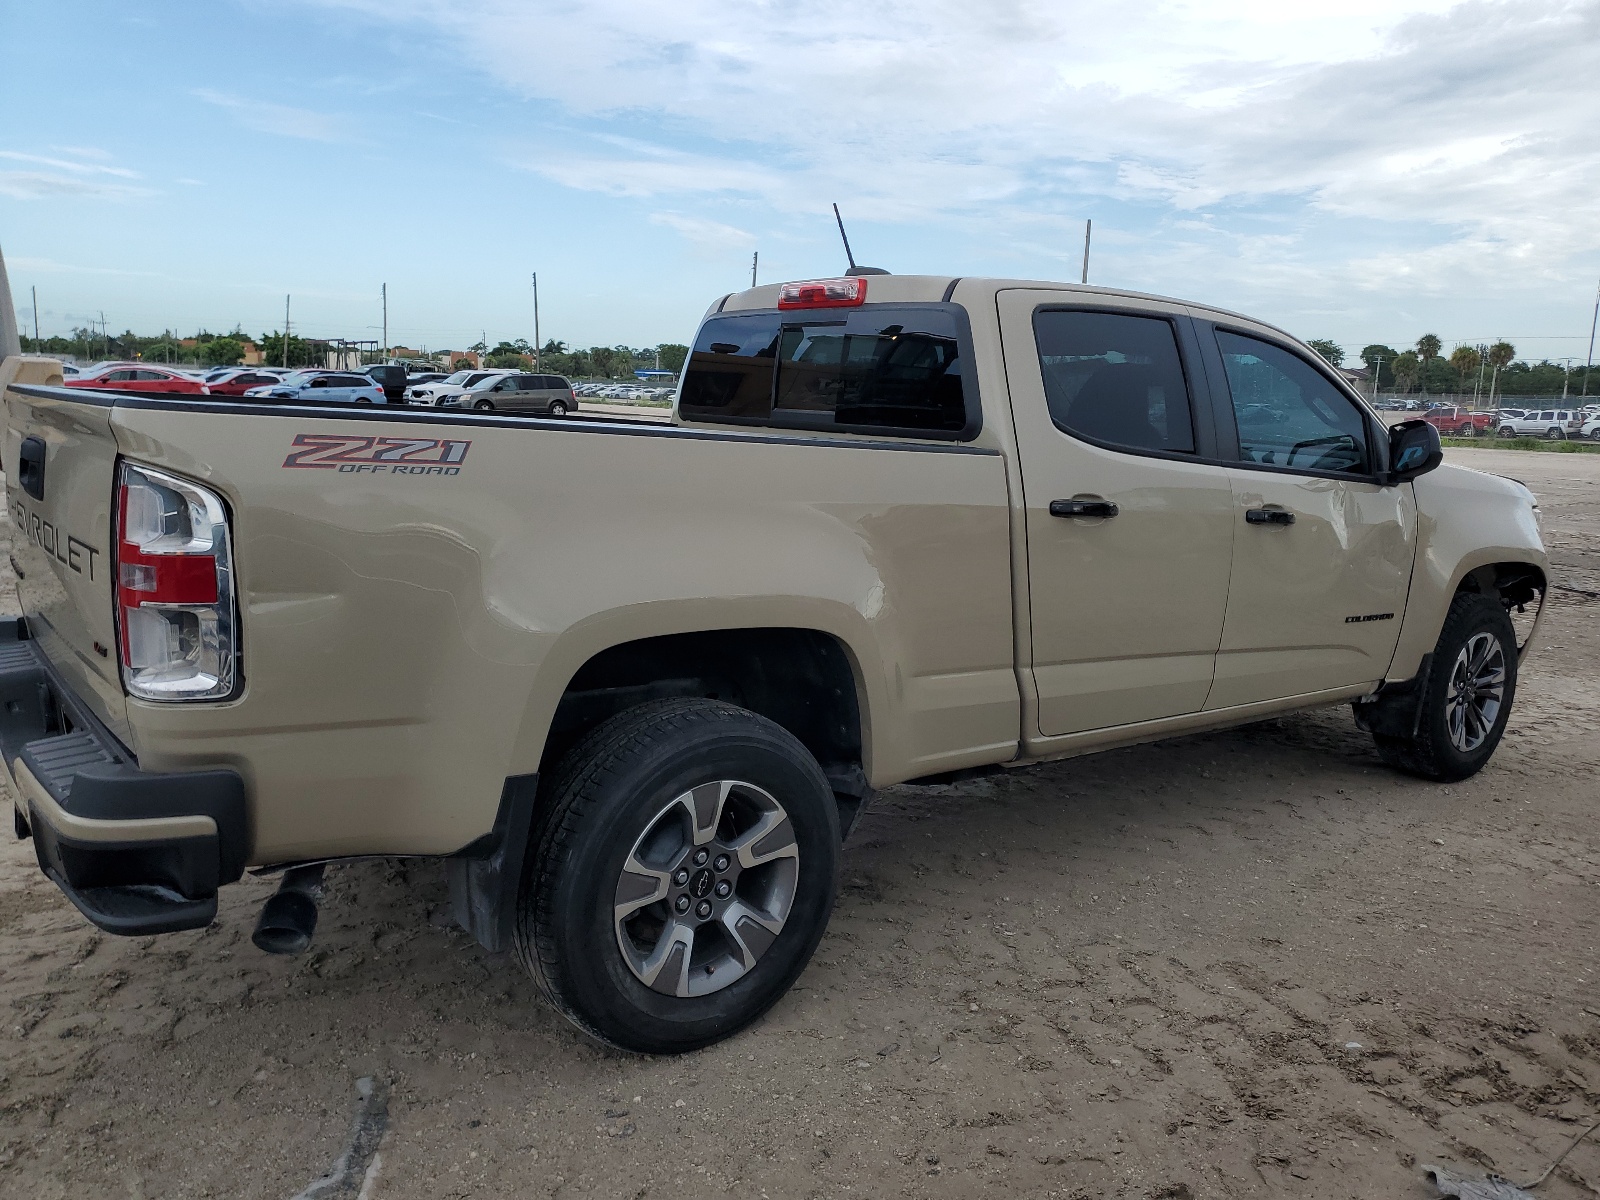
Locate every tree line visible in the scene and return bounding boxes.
[16,326,693,379]
[1305,334,1591,400]
[474,339,689,378]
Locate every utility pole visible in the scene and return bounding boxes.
[1081,219,1092,285]
[1476,345,1488,406]
[1369,355,1384,402]
[751,251,758,288]
[31,286,39,347]
[1560,357,1575,400]
[531,273,540,370]
[381,283,387,362]
[1585,278,1600,397]
[99,310,107,360]
[283,295,290,369]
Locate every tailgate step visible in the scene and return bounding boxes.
[22,732,118,802]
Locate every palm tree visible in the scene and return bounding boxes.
[1486,341,1515,406]
[1414,334,1442,398]
[1392,350,1421,395]
[1449,345,1482,400]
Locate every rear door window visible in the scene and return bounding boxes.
[680,305,976,438]
[1032,310,1195,454]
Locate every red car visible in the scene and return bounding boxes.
[65,365,209,395]
[204,369,287,396]
[1421,406,1494,436]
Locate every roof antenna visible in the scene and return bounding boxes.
[832,204,889,277]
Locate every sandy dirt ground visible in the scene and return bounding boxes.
[0,448,1596,1199]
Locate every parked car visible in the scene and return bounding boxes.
[365,364,412,403]
[65,365,208,395]
[1496,408,1584,439]
[446,373,577,415]
[243,371,386,404]
[1578,414,1600,440]
[1422,407,1495,437]
[206,369,291,397]
[407,368,514,404]
[1,272,1548,1055]
[1496,409,1527,421]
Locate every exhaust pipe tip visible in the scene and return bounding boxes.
[252,864,325,955]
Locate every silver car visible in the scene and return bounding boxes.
[448,373,577,416]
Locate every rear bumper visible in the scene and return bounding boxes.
[0,618,248,935]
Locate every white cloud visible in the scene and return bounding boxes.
[194,89,346,142]
[0,172,152,201]
[300,0,1599,289]
[650,211,757,253]
[0,150,140,179]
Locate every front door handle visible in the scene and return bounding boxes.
[1245,507,1295,526]
[1050,499,1119,518]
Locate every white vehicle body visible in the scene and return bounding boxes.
[1497,408,1584,438]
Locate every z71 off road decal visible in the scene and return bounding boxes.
[282,434,471,475]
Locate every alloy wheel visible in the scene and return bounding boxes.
[1445,631,1506,753]
[613,779,799,998]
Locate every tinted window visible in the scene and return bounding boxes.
[1032,311,1194,453]
[680,307,970,435]
[104,370,136,382]
[1215,331,1369,474]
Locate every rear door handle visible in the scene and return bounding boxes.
[1245,508,1295,526]
[18,436,46,501]
[1050,499,1119,518]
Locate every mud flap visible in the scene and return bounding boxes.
[448,773,538,953]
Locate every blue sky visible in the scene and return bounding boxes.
[3,0,1598,362]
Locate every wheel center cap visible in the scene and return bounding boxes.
[690,868,715,899]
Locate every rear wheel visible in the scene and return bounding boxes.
[514,698,841,1053]
[1546,426,1564,440]
[1499,426,1516,438]
[1373,592,1517,781]
[549,400,569,416]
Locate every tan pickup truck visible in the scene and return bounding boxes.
[0,273,1547,1053]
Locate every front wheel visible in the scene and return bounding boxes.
[1373,592,1517,781]
[515,698,841,1053]
[474,399,494,411]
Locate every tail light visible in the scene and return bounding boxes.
[777,277,868,309]
[114,462,239,701]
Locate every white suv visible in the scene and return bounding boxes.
[1496,408,1584,439]
[408,368,516,405]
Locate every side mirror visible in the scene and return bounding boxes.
[1386,418,1442,484]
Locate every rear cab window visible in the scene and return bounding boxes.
[679,304,979,439]
[1032,310,1196,454]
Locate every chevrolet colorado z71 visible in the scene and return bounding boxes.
[0,273,1547,1053]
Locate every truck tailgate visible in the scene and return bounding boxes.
[3,380,128,740]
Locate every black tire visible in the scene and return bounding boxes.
[474,399,494,411]
[1499,426,1515,439]
[549,400,569,416]
[514,698,841,1053]
[1546,427,1564,440]
[1374,592,1518,781]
